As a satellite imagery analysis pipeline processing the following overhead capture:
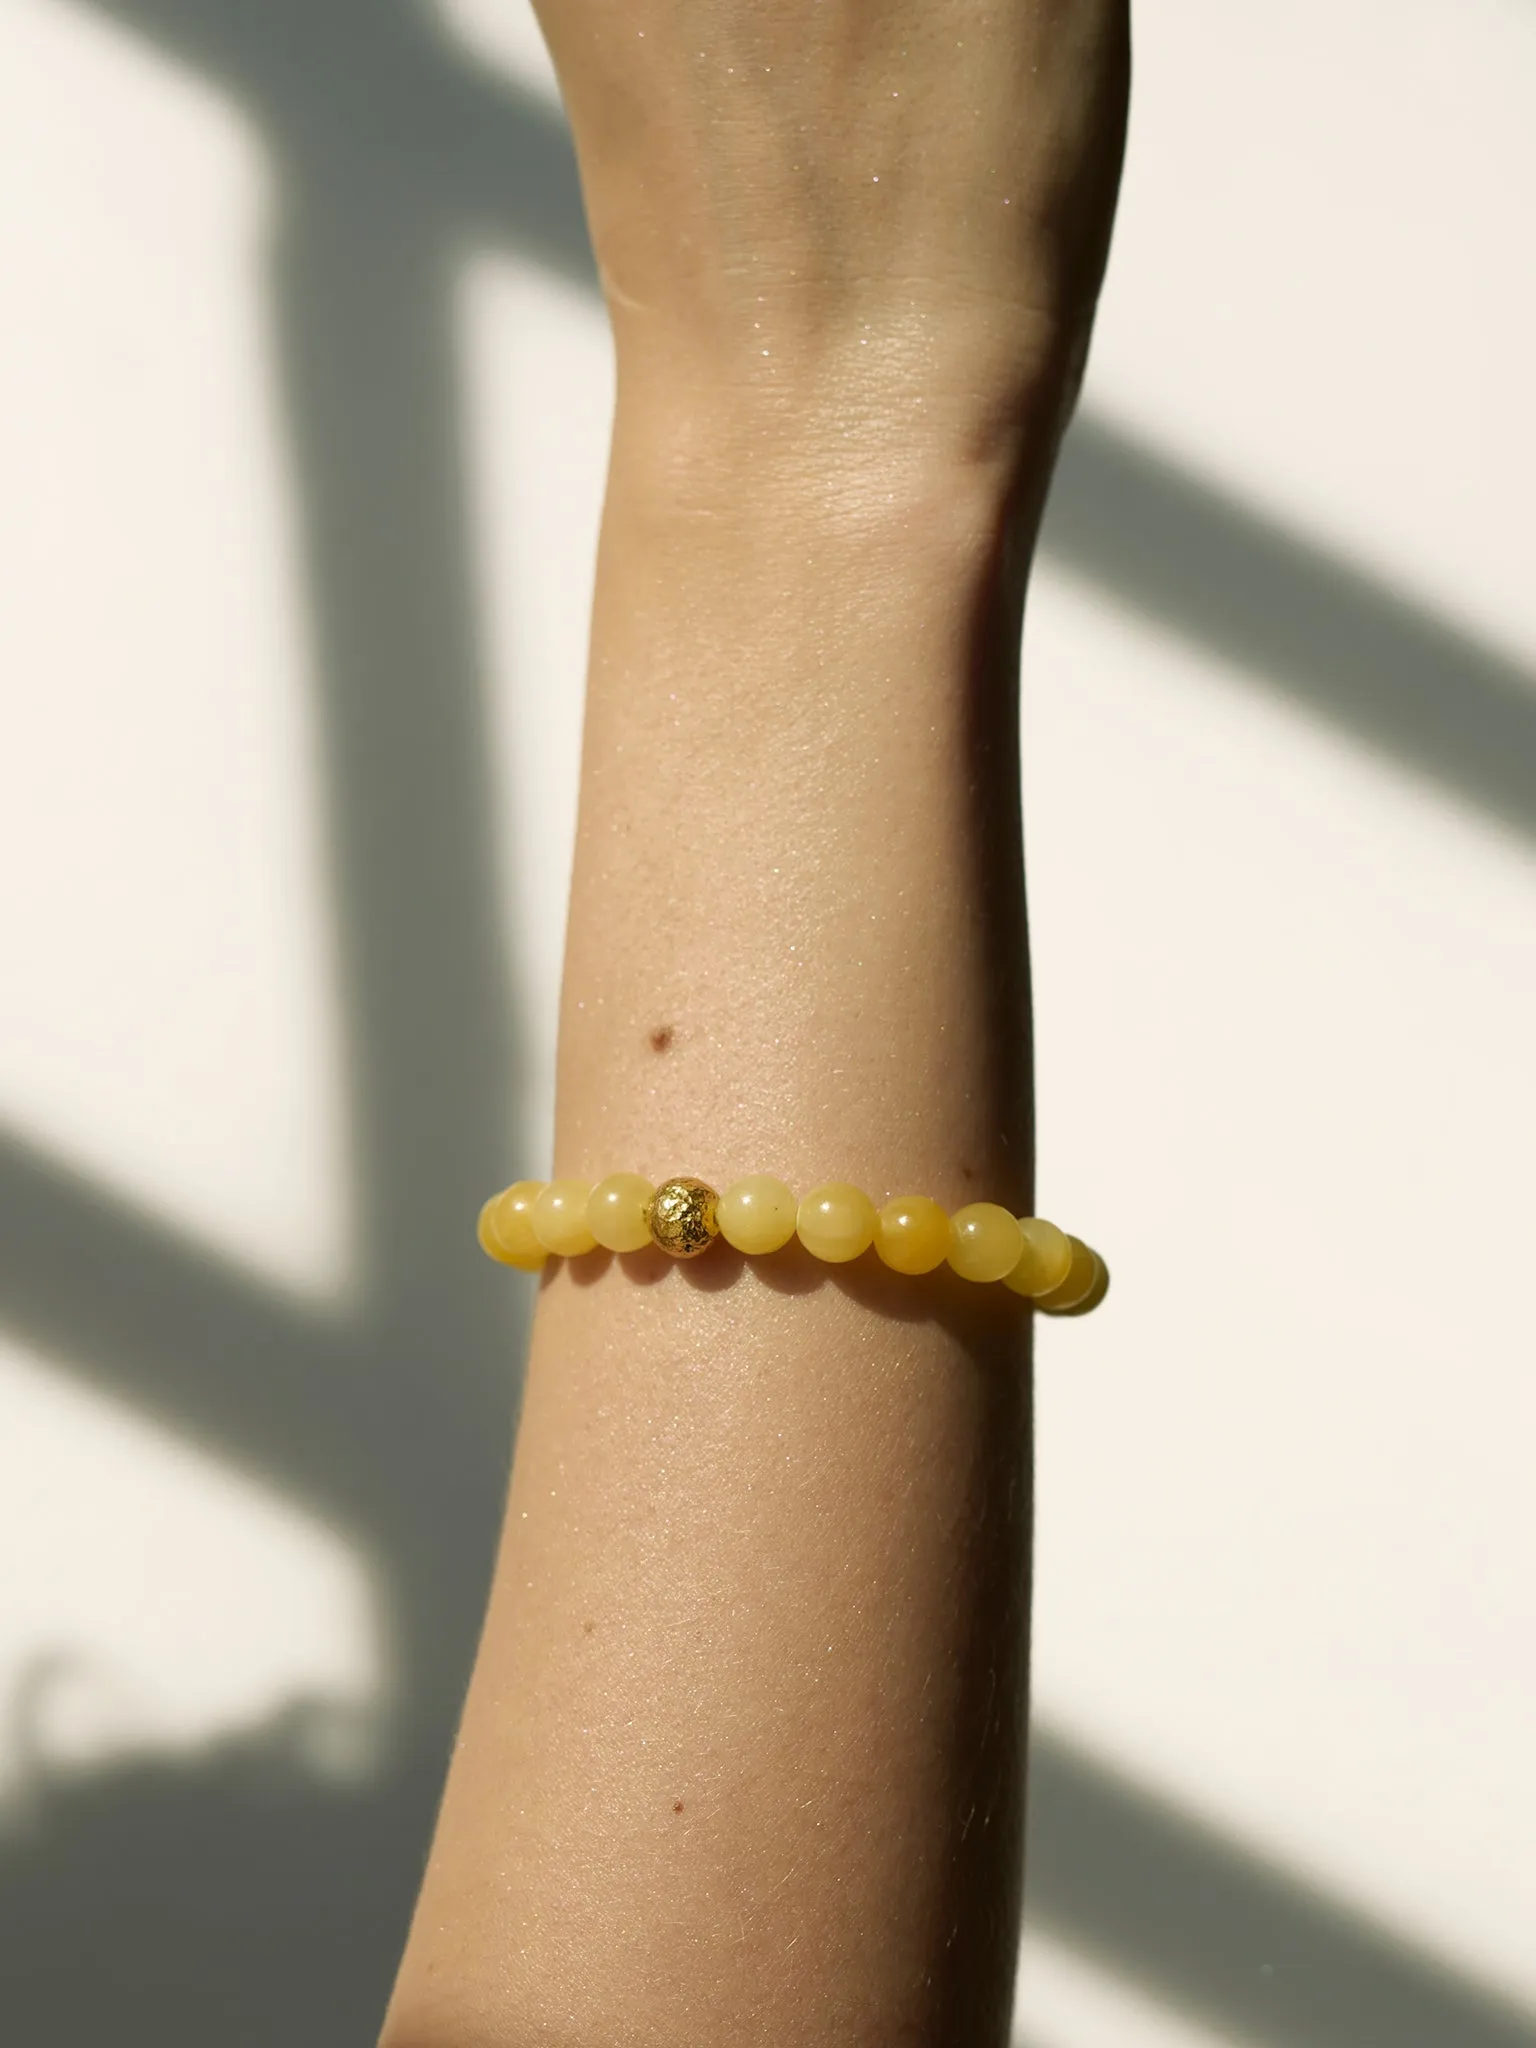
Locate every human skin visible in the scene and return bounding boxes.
[378,4,1128,2044]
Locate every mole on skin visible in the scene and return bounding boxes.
[649,1024,675,1052]
[673,1801,685,1814]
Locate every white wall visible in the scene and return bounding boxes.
[1,0,1532,2041]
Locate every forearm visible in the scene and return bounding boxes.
[379,387,1049,2046]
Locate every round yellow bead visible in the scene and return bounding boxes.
[587,1172,656,1253]
[874,1194,952,1275]
[1001,1217,1075,1298]
[478,1181,547,1270]
[1034,1237,1104,1313]
[796,1182,877,1264]
[646,1176,721,1257]
[717,1175,798,1255]
[532,1177,598,1256]
[947,1202,1025,1283]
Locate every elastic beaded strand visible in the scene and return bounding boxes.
[480,1180,547,1271]
[874,1194,951,1275]
[947,1202,1026,1284]
[588,1172,656,1253]
[797,1182,878,1264]
[1002,1216,1074,1297]
[1032,1235,1103,1314]
[718,1175,799,1255]
[478,1172,1104,1315]
[533,1178,598,1257]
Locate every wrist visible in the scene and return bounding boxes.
[602,369,1065,597]
[608,315,1077,535]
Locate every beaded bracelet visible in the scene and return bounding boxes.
[478,1173,1107,1315]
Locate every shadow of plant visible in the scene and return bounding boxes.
[0,1703,438,2048]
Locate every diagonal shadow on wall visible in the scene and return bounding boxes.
[1047,421,1536,844]
[1025,1728,1536,2048]
[0,2,1532,2044]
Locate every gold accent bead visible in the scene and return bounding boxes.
[1002,1217,1075,1297]
[646,1176,721,1258]
[533,1178,598,1256]
[796,1181,877,1264]
[948,1201,1026,1283]
[587,1172,656,1253]
[1034,1236,1104,1313]
[478,1181,547,1270]
[874,1194,951,1275]
[717,1175,798,1255]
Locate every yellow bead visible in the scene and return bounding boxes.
[947,1202,1025,1283]
[796,1181,877,1264]
[1001,1217,1075,1297]
[587,1172,656,1253]
[874,1194,951,1275]
[1034,1237,1104,1313]
[717,1175,798,1255]
[533,1177,598,1256]
[646,1176,721,1257]
[478,1181,547,1271]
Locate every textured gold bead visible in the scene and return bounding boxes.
[646,1175,721,1258]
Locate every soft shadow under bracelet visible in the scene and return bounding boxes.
[478,1174,1107,1315]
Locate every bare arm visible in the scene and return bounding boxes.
[380,5,1128,2042]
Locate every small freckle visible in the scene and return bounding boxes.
[649,1024,674,1052]
[673,1800,685,1813]
[583,1619,595,1635]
